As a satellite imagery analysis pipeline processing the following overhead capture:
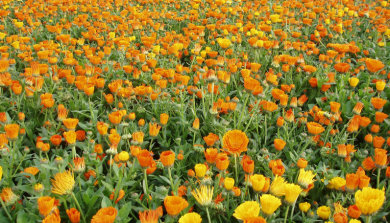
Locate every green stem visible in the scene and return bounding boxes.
[243,176,248,201]
[290,202,296,219]
[366,215,371,223]
[143,168,149,198]
[234,154,238,183]
[284,205,290,223]
[0,198,12,222]
[168,167,176,195]
[71,193,86,223]
[237,93,250,129]
[377,168,381,189]
[206,207,212,223]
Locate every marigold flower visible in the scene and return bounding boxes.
[297,158,308,169]
[179,212,202,223]
[250,174,266,192]
[51,170,75,195]
[132,131,144,144]
[317,206,331,220]
[42,209,61,223]
[137,149,154,168]
[348,77,359,87]
[224,177,234,191]
[328,177,346,190]
[192,185,214,206]
[66,208,80,223]
[348,205,361,219]
[284,183,302,205]
[270,176,286,197]
[164,196,188,216]
[371,97,387,110]
[260,194,282,216]
[233,201,260,221]
[139,207,163,223]
[306,122,325,135]
[355,187,385,215]
[91,207,118,223]
[194,163,207,178]
[0,187,18,206]
[38,196,57,217]
[204,148,218,163]
[203,133,219,147]
[365,58,384,73]
[215,153,230,171]
[160,150,175,167]
[63,131,77,145]
[274,138,286,151]
[149,123,161,137]
[222,130,249,155]
[299,202,311,212]
[160,113,169,125]
[63,118,79,130]
[298,169,316,189]
[4,123,19,140]
[374,148,387,168]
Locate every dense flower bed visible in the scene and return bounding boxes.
[0,0,389,222]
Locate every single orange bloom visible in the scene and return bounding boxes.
[164,196,188,216]
[274,139,286,151]
[160,151,175,167]
[66,208,80,223]
[242,155,254,174]
[96,121,109,135]
[375,112,388,123]
[132,131,144,144]
[63,118,79,130]
[297,158,308,169]
[50,135,62,146]
[373,136,385,148]
[215,153,230,171]
[42,208,61,223]
[160,113,169,125]
[139,207,163,223]
[203,133,219,147]
[40,93,55,108]
[149,123,161,137]
[222,130,249,155]
[362,157,375,171]
[108,111,124,125]
[91,207,118,223]
[347,205,361,219]
[110,189,125,204]
[24,167,39,177]
[204,148,218,164]
[192,117,200,130]
[365,58,384,73]
[374,148,387,168]
[137,149,154,168]
[334,63,350,73]
[345,173,359,192]
[4,123,20,140]
[306,122,325,135]
[371,97,387,110]
[38,196,57,217]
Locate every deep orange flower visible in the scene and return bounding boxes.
[347,205,361,219]
[365,58,384,73]
[345,173,359,192]
[139,207,163,223]
[242,155,254,174]
[306,122,325,135]
[203,133,219,147]
[50,135,62,146]
[204,148,218,164]
[66,208,80,223]
[38,196,57,217]
[371,97,387,110]
[96,121,109,135]
[222,130,249,155]
[4,123,20,140]
[164,196,188,216]
[274,139,286,151]
[160,113,169,125]
[160,151,175,167]
[216,153,230,171]
[374,148,387,168]
[40,93,55,108]
[91,207,118,223]
[63,118,78,130]
[362,157,375,171]
[334,63,350,73]
[137,149,154,168]
[297,158,308,169]
[149,123,161,137]
[132,131,144,144]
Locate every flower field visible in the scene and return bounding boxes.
[0,0,389,222]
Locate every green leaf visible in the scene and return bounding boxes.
[101,181,114,191]
[118,202,132,220]
[101,196,112,208]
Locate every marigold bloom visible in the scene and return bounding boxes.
[317,206,331,220]
[73,157,85,173]
[149,123,161,137]
[204,148,218,163]
[137,149,154,168]
[297,158,308,169]
[233,201,260,221]
[371,97,387,110]
[299,202,311,212]
[374,148,387,168]
[23,166,39,176]
[365,58,384,73]
[118,151,129,163]
[63,118,78,130]
[242,155,254,174]
[4,123,19,140]
[348,77,359,87]
[194,164,207,178]
[298,169,316,189]
[270,176,286,197]
[375,112,388,123]
[160,150,175,167]
[38,196,57,217]
[284,183,302,204]
[273,138,286,151]
[355,187,385,215]
[91,207,118,223]
[50,135,62,146]
[132,131,144,144]
[160,113,169,125]
[42,209,61,223]
[327,177,346,190]
[179,212,202,223]
[97,122,109,135]
[66,208,80,223]
[203,133,219,147]
[346,173,359,192]
[215,153,230,171]
[0,188,18,206]
[250,174,266,192]
[306,122,325,135]
[139,207,163,223]
[164,196,188,216]
[192,185,214,206]
[348,205,361,219]
[51,170,75,195]
[260,194,282,216]
[63,131,77,144]
[222,130,249,155]
[192,118,200,129]
[224,177,234,190]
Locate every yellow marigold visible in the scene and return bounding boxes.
[327,177,346,190]
[299,202,311,212]
[284,183,302,205]
[298,169,316,189]
[233,201,260,221]
[192,185,214,206]
[355,187,385,215]
[51,170,75,195]
[270,176,286,197]
[317,206,331,220]
[260,194,282,216]
[179,212,202,223]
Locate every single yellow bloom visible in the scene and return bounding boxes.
[233,201,260,220]
[355,187,385,215]
[192,185,213,206]
[349,77,359,88]
[51,170,75,195]
[298,169,316,189]
[270,176,286,197]
[224,177,234,191]
[260,194,282,216]
[250,174,266,192]
[284,183,302,204]
[299,202,311,212]
[194,164,207,178]
[179,212,202,223]
[317,206,331,220]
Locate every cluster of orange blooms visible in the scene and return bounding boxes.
[0,0,389,222]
